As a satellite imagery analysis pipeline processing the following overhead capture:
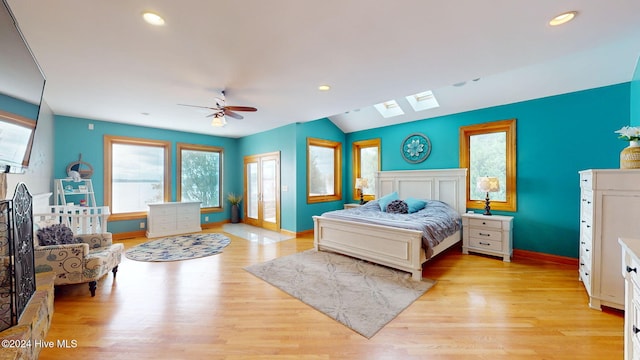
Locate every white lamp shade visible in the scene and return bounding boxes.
[211,116,227,127]
[355,178,369,189]
[477,176,500,192]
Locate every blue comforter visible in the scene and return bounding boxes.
[321,199,461,257]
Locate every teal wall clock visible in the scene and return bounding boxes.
[401,133,431,163]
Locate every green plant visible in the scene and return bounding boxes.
[227,193,243,205]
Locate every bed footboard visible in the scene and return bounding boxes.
[313,215,425,280]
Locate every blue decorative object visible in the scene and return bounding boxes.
[378,192,399,212]
[405,197,427,213]
[401,133,431,163]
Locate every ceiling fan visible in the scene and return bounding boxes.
[178,90,257,126]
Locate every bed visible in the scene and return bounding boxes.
[313,168,467,280]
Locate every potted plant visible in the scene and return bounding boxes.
[227,193,243,223]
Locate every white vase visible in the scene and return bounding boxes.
[620,140,640,169]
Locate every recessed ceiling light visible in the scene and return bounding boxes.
[549,11,577,26]
[318,85,331,91]
[142,12,165,26]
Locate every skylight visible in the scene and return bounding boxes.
[373,100,405,118]
[405,90,439,112]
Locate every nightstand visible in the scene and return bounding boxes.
[344,203,362,209]
[462,213,513,262]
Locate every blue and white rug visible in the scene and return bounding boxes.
[125,233,231,262]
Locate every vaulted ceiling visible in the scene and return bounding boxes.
[6,1,640,138]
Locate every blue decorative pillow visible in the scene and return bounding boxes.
[378,192,399,212]
[405,197,427,213]
[37,224,78,246]
[386,199,408,214]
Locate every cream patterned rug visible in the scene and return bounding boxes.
[125,233,231,262]
[244,249,435,338]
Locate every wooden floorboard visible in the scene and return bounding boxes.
[38,226,623,359]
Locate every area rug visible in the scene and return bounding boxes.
[244,249,435,338]
[125,233,231,262]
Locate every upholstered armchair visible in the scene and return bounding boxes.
[33,229,124,297]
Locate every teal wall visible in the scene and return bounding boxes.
[0,93,39,120]
[631,56,640,126]
[54,116,240,234]
[237,123,297,231]
[346,83,630,258]
[52,82,632,258]
[237,118,346,233]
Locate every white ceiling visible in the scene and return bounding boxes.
[6,1,640,138]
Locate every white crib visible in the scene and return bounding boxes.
[34,206,109,235]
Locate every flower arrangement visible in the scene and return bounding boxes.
[227,193,243,205]
[615,126,640,141]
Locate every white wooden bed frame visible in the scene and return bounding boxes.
[313,168,467,281]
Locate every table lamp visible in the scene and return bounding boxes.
[477,176,500,215]
[355,178,369,205]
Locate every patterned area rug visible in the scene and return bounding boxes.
[125,233,231,262]
[244,249,435,338]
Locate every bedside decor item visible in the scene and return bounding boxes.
[355,177,368,205]
[400,133,431,163]
[477,176,500,215]
[616,126,640,169]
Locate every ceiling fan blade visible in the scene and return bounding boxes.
[178,103,220,110]
[224,110,244,120]
[224,106,257,112]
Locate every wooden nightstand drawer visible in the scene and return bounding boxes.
[468,218,502,230]
[469,228,502,241]
[469,237,502,252]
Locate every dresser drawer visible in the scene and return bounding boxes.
[469,237,502,252]
[579,171,593,189]
[468,218,503,230]
[580,192,593,220]
[469,228,502,242]
[580,265,592,294]
[149,205,177,217]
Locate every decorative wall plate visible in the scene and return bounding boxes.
[401,133,431,163]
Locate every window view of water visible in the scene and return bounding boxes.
[112,181,163,213]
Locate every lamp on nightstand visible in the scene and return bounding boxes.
[355,178,369,205]
[477,176,500,215]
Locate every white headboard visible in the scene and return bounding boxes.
[375,168,468,214]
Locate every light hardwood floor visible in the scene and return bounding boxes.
[39,227,623,359]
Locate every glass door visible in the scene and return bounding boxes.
[244,152,280,231]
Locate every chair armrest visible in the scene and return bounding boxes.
[75,232,113,249]
[34,243,90,275]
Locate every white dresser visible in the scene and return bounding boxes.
[619,237,640,360]
[146,201,201,238]
[462,213,513,262]
[579,169,640,310]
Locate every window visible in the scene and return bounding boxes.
[307,138,342,203]
[177,143,223,211]
[352,138,380,201]
[104,136,170,220]
[459,119,516,212]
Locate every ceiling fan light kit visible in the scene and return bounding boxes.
[178,90,257,127]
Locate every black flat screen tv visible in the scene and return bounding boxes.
[0,0,46,173]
